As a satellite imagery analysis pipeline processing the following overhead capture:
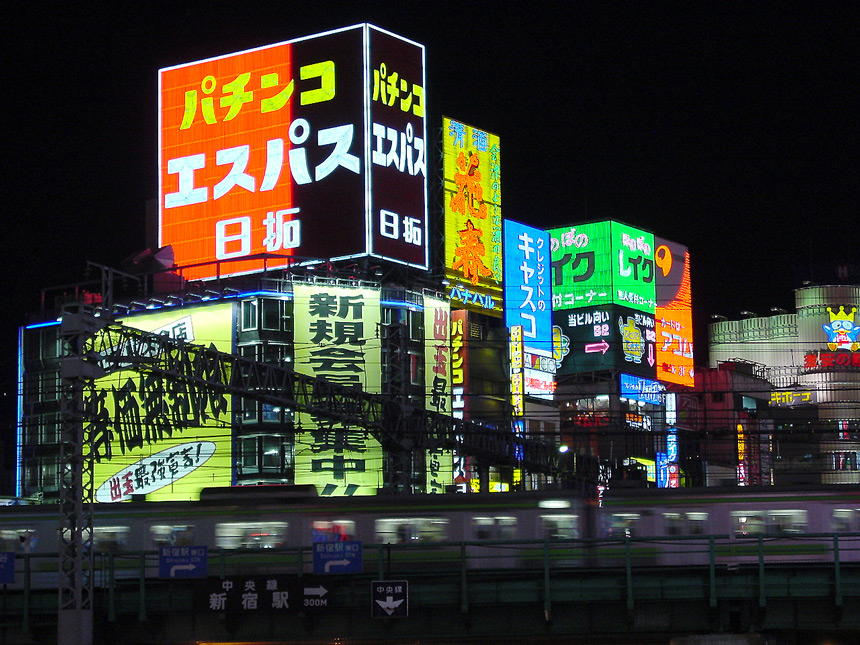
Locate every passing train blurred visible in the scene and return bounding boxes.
[2,484,860,584]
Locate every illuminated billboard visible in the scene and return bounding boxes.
[293,283,383,495]
[91,303,234,502]
[424,295,453,492]
[654,237,694,386]
[549,221,655,314]
[443,118,503,315]
[159,24,428,281]
[504,220,552,352]
[553,304,657,378]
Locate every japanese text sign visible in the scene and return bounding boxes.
[504,220,553,355]
[654,237,694,386]
[159,24,428,281]
[549,221,656,315]
[443,117,503,315]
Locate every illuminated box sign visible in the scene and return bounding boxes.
[159,25,428,281]
[424,295,453,493]
[552,304,657,378]
[620,373,665,405]
[443,118,503,315]
[549,221,656,314]
[293,283,383,496]
[504,220,552,353]
[654,237,694,387]
[91,303,234,502]
[510,325,525,416]
[770,389,817,407]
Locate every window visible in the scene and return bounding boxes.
[687,512,708,535]
[375,517,449,543]
[471,516,517,540]
[92,526,130,552]
[766,510,807,535]
[261,298,282,331]
[241,300,258,331]
[312,520,356,542]
[832,509,855,532]
[607,513,640,538]
[0,529,38,553]
[150,524,196,547]
[216,522,288,549]
[540,514,579,539]
[731,511,765,537]
[663,513,683,536]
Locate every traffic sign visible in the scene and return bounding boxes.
[0,552,14,584]
[159,546,207,579]
[371,580,408,618]
[313,540,362,574]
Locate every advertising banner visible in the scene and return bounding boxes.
[443,118,503,315]
[91,303,234,502]
[293,283,383,495]
[654,237,694,386]
[159,25,427,281]
[423,295,453,492]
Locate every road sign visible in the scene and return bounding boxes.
[313,540,362,574]
[159,546,207,579]
[0,552,14,584]
[371,580,408,618]
[201,576,333,613]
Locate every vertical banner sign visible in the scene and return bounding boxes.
[612,222,655,314]
[450,309,472,491]
[654,237,694,386]
[504,220,553,353]
[424,295,453,492]
[509,326,525,416]
[91,304,234,502]
[293,284,383,495]
[443,118,503,315]
[159,25,428,281]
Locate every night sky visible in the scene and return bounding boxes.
[3,2,858,404]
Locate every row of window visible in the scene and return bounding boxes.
[607,508,860,538]
[0,514,581,552]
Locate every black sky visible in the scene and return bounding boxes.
[3,1,859,386]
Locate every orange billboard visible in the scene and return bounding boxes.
[654,238,694,386]
[159,25,427,281]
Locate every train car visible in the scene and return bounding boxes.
[0,486,590,589]
[599,484,860,567]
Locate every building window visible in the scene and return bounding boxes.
[241,300,258,331]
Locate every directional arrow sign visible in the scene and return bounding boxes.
[313,541,362,574]
[371,580,408,618]
[159,546,207,579]
[584,340,610,354]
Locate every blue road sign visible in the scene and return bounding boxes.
[313,540,362,574]
[0,552,14,584]
[159,545,207,579]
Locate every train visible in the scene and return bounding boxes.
[1,484,860,587]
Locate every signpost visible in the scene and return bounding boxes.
[313,541,363,574]
[371,580,408,618]
[159,546,207,579]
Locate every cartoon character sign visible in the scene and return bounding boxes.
[823,306,860,351]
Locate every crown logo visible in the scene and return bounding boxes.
[823,305,860,352]
[827,305,857,323]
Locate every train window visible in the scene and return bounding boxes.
[150,525,196,547]
[471,516,517,540]
[663,513,683,536]
[92,526,130,552]
[607,513,640,538]
[312,520,356,542]
[731,511,765,537]
[539,514,579,539]
[687,512,708,535]
[215,522,288,549]
[0,529,37,553]
[766,510,807,535]
[375,518,449,544]
[832,509,855,532]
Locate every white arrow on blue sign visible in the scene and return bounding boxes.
[159,545,208,579]
[313,540,362,574]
